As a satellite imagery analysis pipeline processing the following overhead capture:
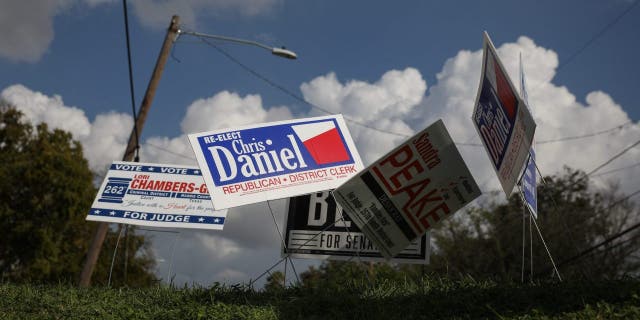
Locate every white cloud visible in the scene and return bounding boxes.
[129,0,282,30]
[1,84,91,136]
[0,0,279,63]
[300,68,425,164]
[82,112,133,173]
[0,0,66,62]
[0,84,131,173]
[180,90,292,134]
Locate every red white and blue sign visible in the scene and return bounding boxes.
[87,161,228,230]
[189,115,364,209]
[472,32,536,197]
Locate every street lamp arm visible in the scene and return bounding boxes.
[178,30,297,59]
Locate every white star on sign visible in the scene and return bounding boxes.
[198,217,205,222]
[194,170,199,174]
[109,211,116,216]
[94,210,101,214]
[213,218,220,223]
[148,167,155,171]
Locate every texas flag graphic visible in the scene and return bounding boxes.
[491,54,517,122]
[292,121,351,165]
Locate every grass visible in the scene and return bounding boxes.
[1,277,639,319]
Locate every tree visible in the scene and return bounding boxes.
[428,167,640,280]
[0,105,156,285]
[264,271,285,292]
[291,168,640,285]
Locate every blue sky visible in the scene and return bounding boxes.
[2,0,639,139]
[1,0,639,286]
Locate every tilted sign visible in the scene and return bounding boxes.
[87,161,228,230]
[472,32,536,197]
[188,115,363,210]
[283,191,429,264]
[519,55,538,218]
[333,119,481,258]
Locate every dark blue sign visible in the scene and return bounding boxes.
[473,50,518,170]
[98,177,131,203]
[521,150,537,217]
[195,118,356,186]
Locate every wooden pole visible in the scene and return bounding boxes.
[78,15,180,287]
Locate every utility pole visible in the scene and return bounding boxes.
[79,15,180,287]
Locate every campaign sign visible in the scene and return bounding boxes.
[188,115,363,210]
[87,161,228,230]
[519,55,538,218]
[333,120,481,258]
[472,32,536,197]
[283,191,429,264]
[521,150,537,218]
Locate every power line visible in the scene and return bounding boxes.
[186,33,638,151]
[191,35,411,139]
[122,0,140,162]
[555,0,640,73]
[591,161,640,177]
[587,138,640,176]
[536,121,631,144]
[455,121,632,147]
[553,219,640,271]
[145,142,195,161]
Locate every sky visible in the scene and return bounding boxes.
[1,0,639,287]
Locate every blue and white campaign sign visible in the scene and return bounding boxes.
[284,191,430,264]
[472,32,536,197]
[87,161,228,230]
[188,115,364,210]
[333,120,481,259]
[519,55,538,218]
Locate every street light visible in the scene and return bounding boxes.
[79,16,298,288]
[177,30,297,60]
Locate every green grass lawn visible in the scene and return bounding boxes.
[1,277,639,319]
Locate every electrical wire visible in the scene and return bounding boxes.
[145,141,195,161]
[554,0,640,74]
[536,121,632,144]
[587,138,640,176]
[455,121,632,147]
[591,161,640,177]
[122,0,140,162]
[192,35,411,139]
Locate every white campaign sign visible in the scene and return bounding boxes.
[333,120,481,258]
[188,115,364,210]
[87,161,228,230]
[472,32,536,197]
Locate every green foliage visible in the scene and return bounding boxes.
[264,271,285,292]
[1,277,639,319]
[428,167,640,280]
[0,106,156,286]
[287,168,639,289]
